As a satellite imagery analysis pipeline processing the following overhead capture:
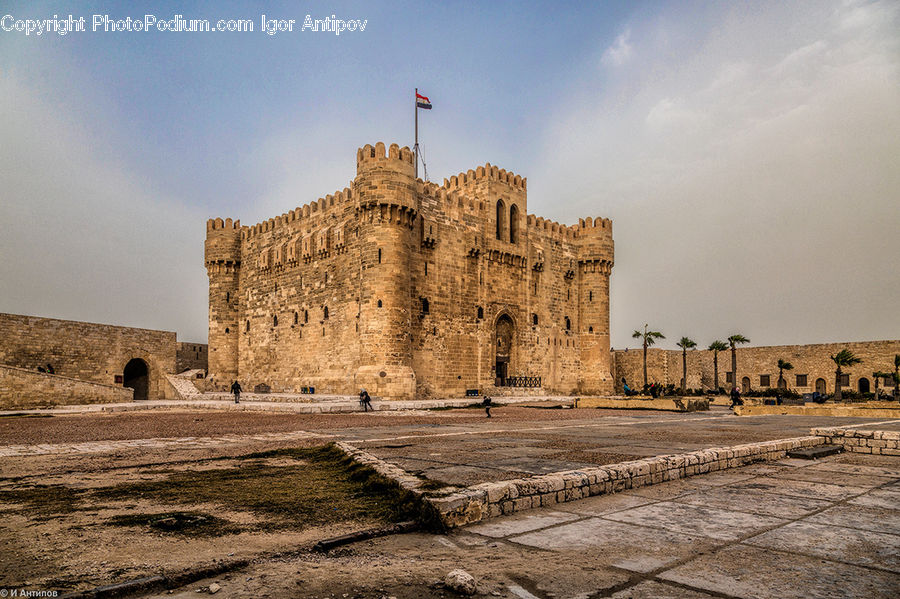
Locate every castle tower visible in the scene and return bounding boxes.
[353,142,418,399]
[575,217,615,394]
[205,217,242,386]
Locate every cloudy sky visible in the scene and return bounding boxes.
[1,0,898,348]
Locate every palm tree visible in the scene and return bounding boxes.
[873,371,891,400]
[727,334,751,391]
[632,324,665,389]
[830,349,862,402]
[777,359,794,390]
[708,340,728,392]
[677,337,697,393]
[894,355,900,400]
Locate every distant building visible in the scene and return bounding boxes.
[614,340,900,395]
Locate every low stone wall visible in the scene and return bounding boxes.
[577,396,709,412]
[736,403,900,418]
[429,435,822,527]
[0,364,132,408]
[814,427,900,455]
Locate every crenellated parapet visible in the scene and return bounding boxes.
[525,214,578,242]
[205,218,242,268]
[354,141,418,226]
[574,216,615,266]
[243,187,355,240]
[442,162,527,192]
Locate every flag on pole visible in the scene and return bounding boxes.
[416,92,432,110]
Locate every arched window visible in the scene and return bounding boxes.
[246,320,250,332]
[421,297,430,314]
[377,299,383,308]
[565,316,571,331]
[226,292,230,303]
[294,312,298,325]
[225,327,230,334]
[273,315,278,327]
[304,310,309,323]
[496,199,506,240]
[378,248,382,263]
[532,313,538,326]
[509,204,519,243]
[589,290,593,302]
[323,306,329,320]
[477,306,484,319]
[588,326,593,333]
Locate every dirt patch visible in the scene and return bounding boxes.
[0,444,430,593]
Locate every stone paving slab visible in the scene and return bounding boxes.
[464,510,580,538]
[672,485,833,519]
[744,520,900,572]
[805,503,900,536]
[509,518,719,573]
[609,580,719,598]
[603,501,788,541]
[730,476,869,501]
[849,487,900,509]
[658,544,900,599]
[555,492,655,516]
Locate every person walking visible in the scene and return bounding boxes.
[729,385,742,409]
[483,395,492,418]
[360,389,372,412]
[230,380,242,404]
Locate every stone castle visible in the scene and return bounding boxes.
[205,142,615,399]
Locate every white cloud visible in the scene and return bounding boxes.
[601,28,632,67]
[533,0,900,348]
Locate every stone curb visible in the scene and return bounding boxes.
[813,427,900,455]
[430,435,826,528]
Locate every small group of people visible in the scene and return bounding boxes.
[621,378,660,398]
[36,363,55,374]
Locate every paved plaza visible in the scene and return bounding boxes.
[1,404,899,597]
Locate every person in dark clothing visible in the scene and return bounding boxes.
[359,389,372,412]
[622,377,635,396]
[730,386,742,408]
[483,395,492,418]
[46,364,55,374]
[230,380,242,404]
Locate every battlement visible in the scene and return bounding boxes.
[575,217,613,236]
[526,214,577,241]
[356,142,415,169]
[443,162,526,191]
[243,187,356,240]
[206,217,241,231]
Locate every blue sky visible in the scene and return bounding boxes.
[1,0,898,348]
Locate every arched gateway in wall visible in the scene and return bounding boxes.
[495,314,514,386]
[123,358,149,401]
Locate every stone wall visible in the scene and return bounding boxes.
[176,342,208,373]
[815,427,900,456]
[613,340,900,395]
[207,141,615,399]
[0,313,177,400]
[0,364,133,408]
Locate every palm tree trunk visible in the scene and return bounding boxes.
[713,353,719,391]
[835,367,842,402]
[642,341,648,389]
[682,349,687,393]
[731,348,737,392]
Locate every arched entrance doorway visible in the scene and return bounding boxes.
[495,314,514,386]
[815,378,826,394]
[741,377,751,393]
[123,358,149,401]
[858,378,870,394]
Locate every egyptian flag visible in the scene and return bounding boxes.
[416,92,432,110]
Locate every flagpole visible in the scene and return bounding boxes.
[414,87,419,179]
